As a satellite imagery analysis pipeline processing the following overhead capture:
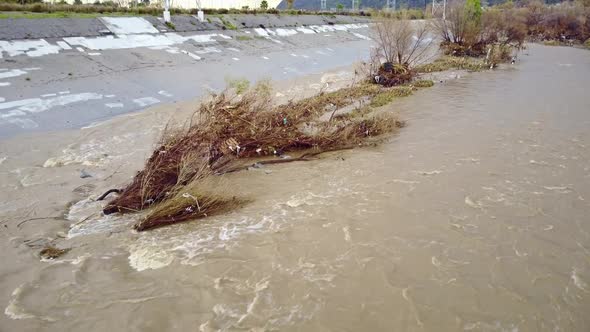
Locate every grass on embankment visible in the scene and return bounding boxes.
[0,11,137,19]
[415,56,485,73]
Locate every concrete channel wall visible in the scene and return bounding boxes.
[0,14,370,40]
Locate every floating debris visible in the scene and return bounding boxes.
[39,246,70,260]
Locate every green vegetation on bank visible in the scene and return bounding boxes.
[0,10,135,18]
[415,57,485,73]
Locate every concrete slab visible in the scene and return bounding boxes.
[0,18,107,40]
[99,17,159,35]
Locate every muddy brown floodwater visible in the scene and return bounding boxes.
[1,44,590,331]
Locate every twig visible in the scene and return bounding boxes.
[97,188,122,201]
[219,146,356,174]
[17,216,62,228]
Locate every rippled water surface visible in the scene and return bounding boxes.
[3,45,590,331]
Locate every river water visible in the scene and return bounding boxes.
[1,44,589,331]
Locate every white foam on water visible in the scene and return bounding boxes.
[465,196,483,209]
[227,47,240,52]
[128,245,176,272]
[342,226,351,242]
[40,93,57,97]
[43,138,112,167]
[88,52,101,56]
[0,97,4,102]
[232,57,240,61]
[0,82,10,86]
[4,284,55,322]
[571,268,589,292]
[67,198,131,237]
[262,56,269,60]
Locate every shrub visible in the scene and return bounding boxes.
[260,0,268,9]
[369,17,434,86]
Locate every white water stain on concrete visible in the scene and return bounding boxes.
[56,41,72,50]
[40,93,57,97]
[100,17,159,35]
[180,49,201,60]
[195,46,222,54]
[0,93,103,128]
[276,28,298,37]
[0,69,27,80]
[132,97,160,107]
[165,47,180,54]
[0,39,61,57]
[105,102,124,108]
[23,67,41,71]
[351,32,371,41]
[158,90,173,97]
[0,93,102,114]
[64,33,227,52]
[254,24,368,39]
[59,90,70,95]
[0,82,10,87]
[1,118,38,129]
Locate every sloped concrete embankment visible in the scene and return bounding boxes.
[0,14,370,40]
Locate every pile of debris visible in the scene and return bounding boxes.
[102,82,403,231]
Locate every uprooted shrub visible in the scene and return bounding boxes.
[368,17,435,87]
[103,82,410,230]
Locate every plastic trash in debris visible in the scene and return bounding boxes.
[80,170,92,178]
